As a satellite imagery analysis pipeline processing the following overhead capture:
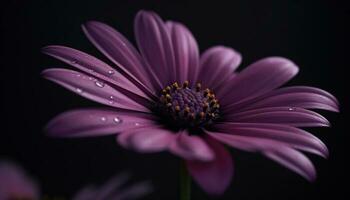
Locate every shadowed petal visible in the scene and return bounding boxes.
[199,46,241,90]
[166,21,200,86]
[42,45,153,105]
[135,10,176,87]
[213,122,328,158]
[218,57,299,106]
[42,68,149,112]
[225,107,330,127]
[116,126,174,153]
[187,136,233,195]
[45,108,156,137]
[207,132,316,181]
[82,21,157,95]
[169,131,215,161]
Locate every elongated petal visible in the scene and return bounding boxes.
[213,122,328,157]
[117,126,174,153]
[199,46,241,90]
[135,10,176,86]
[82,21,157,94]
[42,68,149,112]
[225,107,330,127]
[227,86,339,113]
[218,57,299,106]
[187,136,233,195]
[169,131,215,161]
[42,48,152,107]
[166,21,200,86]
[42,45,152,105]
[45,108,156,137]
[207,132,316,181]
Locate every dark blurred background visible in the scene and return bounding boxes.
[0,0,348,199]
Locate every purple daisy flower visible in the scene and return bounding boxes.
[73,173,153,200]
[42,10,339,195]
[0,161,40,200]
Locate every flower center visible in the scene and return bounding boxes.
[156,81,220,128]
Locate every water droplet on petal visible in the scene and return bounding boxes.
[95,81,105,88]
[101,117,107,122]
[122,42,126,47]
[107,70,115,75]
[135,122,140,126]
[288,107,295,111]
[76,88,83,93]
[113,117,121,123]
[76,74,81,77]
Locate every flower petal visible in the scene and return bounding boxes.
[213,122,328,158]
[116,126,174,153]
[225,107,330,127]
[42,45,153,105]
[207,132,316,181]
[199,46,241,90]
[169,131,215,161]
[81,21,157,94]
[42,68,149,112]
[186,136,233,195]
[219,57,299,106]
[135,10,176,87]
[166,21,200,86]
[45,108,156,137]
[226,86,339,113]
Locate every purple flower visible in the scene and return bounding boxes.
[0,161,40,200]
[42,10,339,195]
[72,173,153,200]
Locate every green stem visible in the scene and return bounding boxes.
[180,161,191,200]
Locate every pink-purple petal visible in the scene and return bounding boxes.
[199,46,241,90]
[225,107,330,127]
[169,131,215,161]
[129,127,175,153]
[166,21,200,86]
[212,122,328,158]
[116,126,173,153]
[45,108,156,137]
[227,86,339,113]
[186,136,233,195]
[42,68,149,112]
[207,132,316,181]
[81,21,158,95]
[218,57,299,106]
[42,45,153,105]
[134,10,176,87]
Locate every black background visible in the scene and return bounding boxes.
[0,0,348,199]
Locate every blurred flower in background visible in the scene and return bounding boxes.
[73,173,153,200]
[0,160,152,200]
[0,161,40,200]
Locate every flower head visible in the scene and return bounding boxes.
[0,161,40,200]
[42,10,339,195]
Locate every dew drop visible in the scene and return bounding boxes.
[95,81,105,88]
[135,122,140,126]
[101,117,107,122]
[107,70,115,75]
[113,117,121,123]
[288,107,295,111]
